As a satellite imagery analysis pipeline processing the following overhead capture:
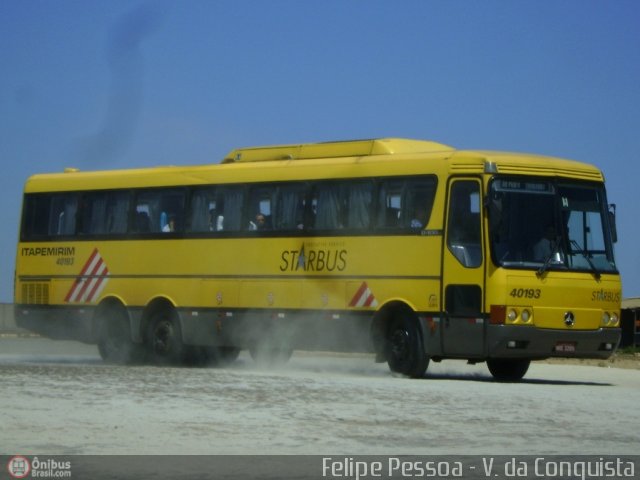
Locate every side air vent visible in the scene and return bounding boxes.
[22,282,50,305]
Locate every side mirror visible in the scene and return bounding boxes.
[608,203,618,243]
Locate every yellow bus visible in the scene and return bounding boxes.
[14,138,621,380]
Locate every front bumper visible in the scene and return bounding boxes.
[486,324,621,360]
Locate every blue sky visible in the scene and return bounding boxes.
[1,0,639,302]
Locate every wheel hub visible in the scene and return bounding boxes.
[390,329,410,359]
[153,320,173,354]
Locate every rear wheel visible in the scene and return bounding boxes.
[487,358,530,382]
[386,312,429,378]
[96,305,142,365]
[147,308,185,365]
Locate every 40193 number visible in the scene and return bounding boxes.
[509,288,541,299]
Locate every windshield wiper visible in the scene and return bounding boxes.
[536,244,561,278]
[570,240,601,280]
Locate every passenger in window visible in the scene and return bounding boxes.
[410,206,428,229]
[162,215,176,232]
[249,213,268,230]
[256,213,268,230]
[160,211,168,231]
[209,209,220,231]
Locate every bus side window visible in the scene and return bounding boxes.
[314,183,345,230]
[133,189,185,234]
[302,194,317,230]
[49,194,78,236]
[376,177,437,231]
[216,187,244,232]
[21,193,78,239]
[377,180,402,229]
[134,194,159,233]
[346,182,373,229]
[402,178,437,229]
[273,184,306,230]
[134,210,151,233]
[248,185,273,230]
[188,188,217,233]
[80,191,130,235]
[105,192,129,234]
[21,194,49,239]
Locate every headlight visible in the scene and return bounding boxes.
[521,309,531,323]
[507,309,518,322]
[602,312,611,325]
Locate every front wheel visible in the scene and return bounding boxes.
[487,358,531,382]
[386,313,429,378]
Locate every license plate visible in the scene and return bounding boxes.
[555,342,576,353]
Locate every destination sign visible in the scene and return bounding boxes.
[493,179,555,194]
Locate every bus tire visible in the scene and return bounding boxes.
[487,358,530,382]
[96,305,142,365]
[147,308,185,365]
[386,312,429,378]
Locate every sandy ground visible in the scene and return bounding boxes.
[1,336,639,457]
[541,353,640,369]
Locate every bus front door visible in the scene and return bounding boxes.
[441,179,485,357]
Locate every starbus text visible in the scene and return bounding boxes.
[280,248,347,272]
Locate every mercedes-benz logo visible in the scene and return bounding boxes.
[564,311,575,327]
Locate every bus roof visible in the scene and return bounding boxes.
[222,138,454,163]
[457,150,603,181]
[23,138,604,192]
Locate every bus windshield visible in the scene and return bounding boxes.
[488,177,617,274]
